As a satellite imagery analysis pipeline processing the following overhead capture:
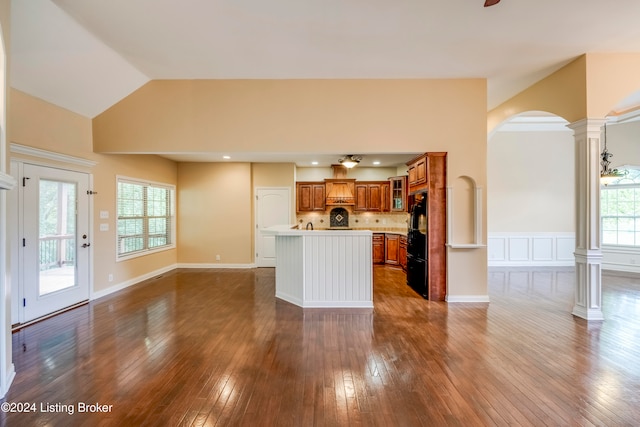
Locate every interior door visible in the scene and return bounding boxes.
[21,164,91,322]
[255,188,291,267]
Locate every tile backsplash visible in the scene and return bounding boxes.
[296,210,408,232]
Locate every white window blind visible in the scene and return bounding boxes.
[117,177,175,259]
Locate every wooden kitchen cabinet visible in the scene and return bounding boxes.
[355,182,390,212]
[389,176,407,212]
[354,184,368,211]
[407,154,428,194]
[372,233,385,264]
[399,235,407,271]
[385,234,399,265]
[296,182,325,212]
[405,152,447,301]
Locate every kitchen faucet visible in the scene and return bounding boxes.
[306,222,314,230]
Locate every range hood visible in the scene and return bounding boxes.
[325,165,356,206]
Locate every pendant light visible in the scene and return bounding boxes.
[339,155,362,169]
[600,123,625,186]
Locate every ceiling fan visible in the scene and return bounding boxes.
[484,0,501,6]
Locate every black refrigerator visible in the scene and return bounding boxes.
[406,194,428,298]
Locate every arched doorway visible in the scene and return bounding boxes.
[487,111,575,267]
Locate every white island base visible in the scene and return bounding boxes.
[269,227,373,308]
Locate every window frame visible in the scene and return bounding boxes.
[116,175,176,261]
[601,167,640,248]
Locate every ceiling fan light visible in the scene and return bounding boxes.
[339,155,361,169]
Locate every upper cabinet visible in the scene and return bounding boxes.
[296,182,326,212]
[389,176,407,212]
[354,181,390,212]
[407,154,428,193]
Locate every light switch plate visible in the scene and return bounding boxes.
[100,210,109,219]
[100,223,109,232]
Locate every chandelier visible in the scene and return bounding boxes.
[600,123,626,186]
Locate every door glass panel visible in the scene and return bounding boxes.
[39,179,77,296]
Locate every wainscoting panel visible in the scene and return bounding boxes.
[602,247,640,274]
[488,233,575,266]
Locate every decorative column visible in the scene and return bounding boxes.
[567,118,605,321]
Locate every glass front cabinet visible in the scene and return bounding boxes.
[389,176,407,212]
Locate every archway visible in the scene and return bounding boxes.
[487,111,576,267]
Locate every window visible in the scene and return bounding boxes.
[117,177,175,259]
[601,168,640,246]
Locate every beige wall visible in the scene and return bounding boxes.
[8,89,178,293]
[488,130,575,233]
[177,162,253,264]
[488,56,587,132]
[488,53,640,132]
[95,78,489,298]
[585,53,640,117]
[177,162,308,266]
[93,79,486,156]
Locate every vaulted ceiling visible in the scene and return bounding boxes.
[11,0,640,120]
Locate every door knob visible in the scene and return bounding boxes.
[82,243,91,248]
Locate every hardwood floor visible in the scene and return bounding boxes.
[2,266,640,426]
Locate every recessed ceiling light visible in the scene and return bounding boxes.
[223,155,231,160]
[373,161,381,165]
[311,161,319,165]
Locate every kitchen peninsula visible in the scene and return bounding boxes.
[266,226,373,308]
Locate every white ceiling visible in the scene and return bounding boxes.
[9,0,640,165]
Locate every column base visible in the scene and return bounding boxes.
[574,250,604,321]
[571,305,604,321]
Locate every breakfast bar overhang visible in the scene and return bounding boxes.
[266,227,373,308]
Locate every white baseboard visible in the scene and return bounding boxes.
[602,262,640,274]
[446,295,490,303]
[488,232,575,267]
[92,263,259,301]
[177,263,257,269]
[91,264,177,301]
[602,246,640,274]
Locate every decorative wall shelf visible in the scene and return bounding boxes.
[446,183,484,249]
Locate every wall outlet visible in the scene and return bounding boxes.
[216,255,221,261]
[108,274,113,282]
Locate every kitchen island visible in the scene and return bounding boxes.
[265,226,373,308]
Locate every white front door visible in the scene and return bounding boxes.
[255,188,291,267]
[20,164,91,322]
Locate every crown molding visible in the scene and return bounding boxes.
[10,143,97,167]
[608,108,640,124]
[497,116,571,132]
